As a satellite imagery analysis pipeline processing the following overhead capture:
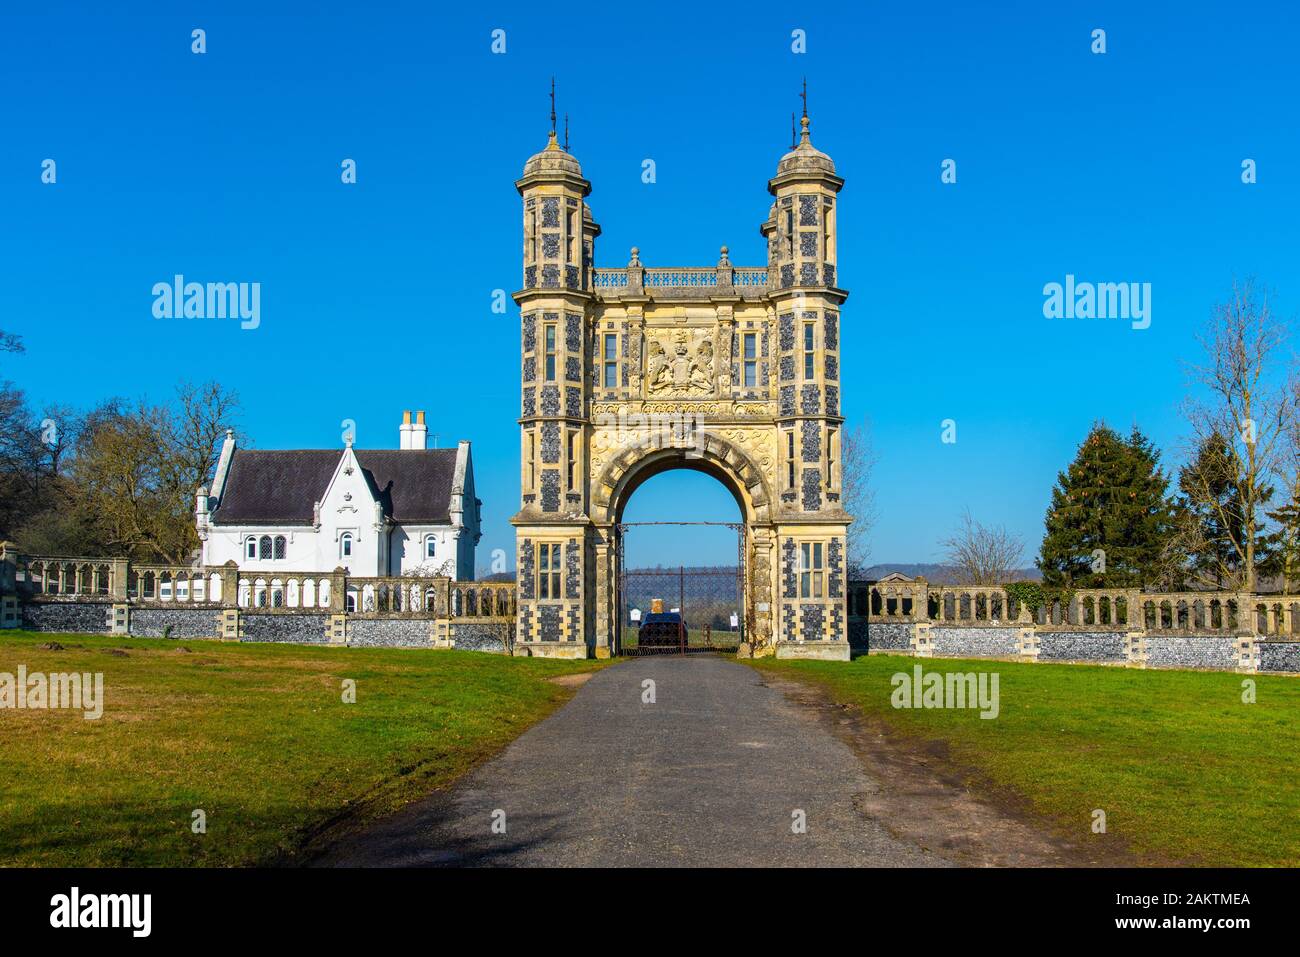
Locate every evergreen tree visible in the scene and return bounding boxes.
[1038,423,1175,587]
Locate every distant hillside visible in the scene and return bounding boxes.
[859,563,1042,584]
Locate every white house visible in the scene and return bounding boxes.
[196,411,481,581]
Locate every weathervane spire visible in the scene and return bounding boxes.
[564,113,569,151]
[549,76,557,134]
[800,77,808,119]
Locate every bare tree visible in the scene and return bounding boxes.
[1180,279,1297,591]
[840,422,876,578]
[1266,376,1300,593]
[72,382,241,564]
[167,381,242,502]
[940,509,1025,586]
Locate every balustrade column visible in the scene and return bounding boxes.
[1237,593,1255,634]
[328,567,347,613]
[0,543,15,594]
[110,558,129,600]
[907,582,923,621]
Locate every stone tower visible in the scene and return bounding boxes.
[512,129,599,653]
[512,108,850,660]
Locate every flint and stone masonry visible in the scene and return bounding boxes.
[512,114,851,660]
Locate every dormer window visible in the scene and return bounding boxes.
[340,533,353,559]
[425,536,437,559]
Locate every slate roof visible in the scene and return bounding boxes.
[211,448,459,526]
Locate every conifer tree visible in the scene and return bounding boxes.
[1038,423,1175,587]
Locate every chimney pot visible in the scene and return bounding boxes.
[410,411,429,450]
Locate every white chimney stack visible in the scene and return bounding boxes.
[399,410,413,450]
[410,410,428,450]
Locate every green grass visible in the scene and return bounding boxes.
[750,653,1300,867]
[0,630,603,866]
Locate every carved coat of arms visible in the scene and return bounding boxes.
[645,331,714,397]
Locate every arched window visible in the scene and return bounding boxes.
[425,536,437,559]
[273,535,286,560]
[340,532,353,559]
[259,536,272,560]
[246,537,257,560]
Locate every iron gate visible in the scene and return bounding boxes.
[615,522,746,656]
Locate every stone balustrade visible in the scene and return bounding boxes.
[449,581,517,620]
[847,578,1298,637]
[590,265,769,300]
[0,546,516,630]
[10,555,124,599]
[130,565,224,605]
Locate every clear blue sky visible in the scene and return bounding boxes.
[2,1,1297,570]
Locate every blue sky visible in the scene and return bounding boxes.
[2,1,1297,570]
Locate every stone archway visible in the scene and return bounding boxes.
[589,432,777,656]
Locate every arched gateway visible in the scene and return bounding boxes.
[512,110,850,660]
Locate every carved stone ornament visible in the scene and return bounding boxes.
[645,330,715,398]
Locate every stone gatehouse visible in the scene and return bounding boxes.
[512,110,851,659]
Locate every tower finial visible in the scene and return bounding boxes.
[791,112,796,149]
[549,77,556,134]
[797,78,812,143]
[564,113,569,151]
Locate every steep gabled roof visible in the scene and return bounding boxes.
[210,448,459,526]
[354,450,457,524]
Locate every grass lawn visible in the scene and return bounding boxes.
[751,653,1300,867]
[0,630,603,866]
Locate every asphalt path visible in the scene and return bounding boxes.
[313,655,947,867]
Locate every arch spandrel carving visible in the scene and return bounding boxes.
[592,431,774,527]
